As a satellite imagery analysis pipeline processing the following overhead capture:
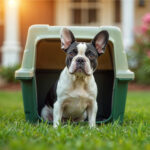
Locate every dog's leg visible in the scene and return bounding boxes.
[87,101,98,128]
[53,101,63,128]
[41,105,53,121]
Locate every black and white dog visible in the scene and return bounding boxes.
[41,28,109,128]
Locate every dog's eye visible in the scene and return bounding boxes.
[68,49,77,57]
[69,52,75,57]
[87,53,95,59]
[88,54,95,59]
[86,50,96,60]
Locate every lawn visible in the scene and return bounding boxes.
[0,91,150,150]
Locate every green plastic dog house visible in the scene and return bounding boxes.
[15,25,134,124]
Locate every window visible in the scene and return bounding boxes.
[70,0,100,25]
[138,0,145,7]
[114,0,121,23]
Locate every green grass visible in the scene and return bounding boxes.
[0,91,150,150]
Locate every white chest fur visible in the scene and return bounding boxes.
[56,67,97,119]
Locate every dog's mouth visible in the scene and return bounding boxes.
[70,66,90,76]
[75,68,85,74]
[76,66,84,72]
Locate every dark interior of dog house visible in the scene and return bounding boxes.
[35,39,114,122]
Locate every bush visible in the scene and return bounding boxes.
[132,13,150,84]
[0,64,20,83]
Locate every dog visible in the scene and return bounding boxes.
[41,28,109,128]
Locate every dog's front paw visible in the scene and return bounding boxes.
[53,124,58,128]
[53,121,60,128]
[89,122,96,128]
[53,122,59,128]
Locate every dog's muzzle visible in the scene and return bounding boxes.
[75,57,86,73]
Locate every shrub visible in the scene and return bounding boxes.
[0,64,20,83]
[132,13,150,84]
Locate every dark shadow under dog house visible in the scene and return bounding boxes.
[15,25,134,124]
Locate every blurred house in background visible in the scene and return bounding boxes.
[0,0,149,66]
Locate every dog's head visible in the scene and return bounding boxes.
[60,28,109,76]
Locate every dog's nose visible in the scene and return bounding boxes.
[76,57,85,64]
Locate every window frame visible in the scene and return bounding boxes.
[69,0,101,26]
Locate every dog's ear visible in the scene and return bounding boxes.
[60,28,75,51]
[92,30,109,55]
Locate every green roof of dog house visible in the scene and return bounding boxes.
[15,25,134,80]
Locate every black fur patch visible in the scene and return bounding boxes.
[86,43,98,71]
[65,42,78,69]
[45,80,58,107]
